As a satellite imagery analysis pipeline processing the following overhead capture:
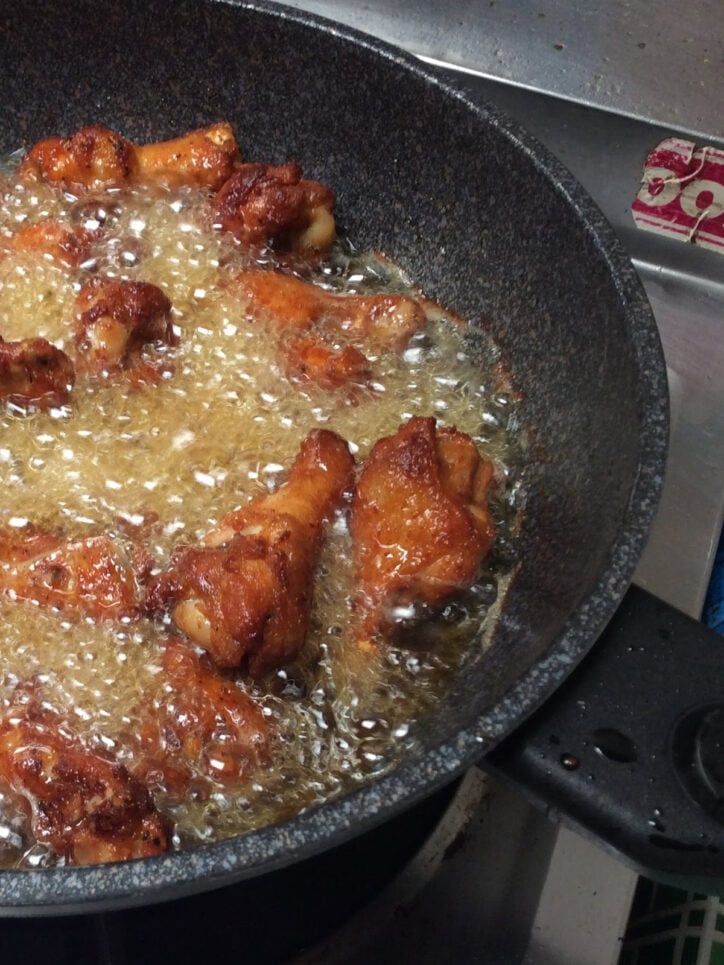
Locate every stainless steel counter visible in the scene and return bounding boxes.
[268,2,724,961]
[280,0,724,141]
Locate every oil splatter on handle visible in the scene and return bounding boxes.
[485,584,724,893]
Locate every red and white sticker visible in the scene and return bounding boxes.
[632,137,724,255]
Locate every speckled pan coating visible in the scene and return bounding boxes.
[0,0,667,912]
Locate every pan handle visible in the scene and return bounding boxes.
[484,584,724,893]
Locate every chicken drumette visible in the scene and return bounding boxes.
[229,268,425,352]
[0,524,151,621]
[145,429,354,675]
[225,268,425,394]
[19,122,240,192]
[0,689,170,865]
[1,220,97,271]
[350,416,496,648]
[212,162,336,254]
[73,277,177,384]
[0,336,75,410]
[132,636,271,796]
[283,336,372,392]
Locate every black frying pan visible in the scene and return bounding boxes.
[0,0,718,914]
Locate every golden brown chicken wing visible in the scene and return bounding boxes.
[212,162,336,253]
[73,277,177,383]
[350,416,496,647]
[132,636,271,796]
[19,122,241,193]
[284,336,372,392]
[0,336,75,410]
[134,122,240,190]
[228,268,425,352]
[2,220,97,270]
[0,524,151,620]
[145,429,354,675]
[19,125,137,191]
[0,690,170,865]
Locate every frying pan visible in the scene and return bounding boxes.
[0,0,718,915]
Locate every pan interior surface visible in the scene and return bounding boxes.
[0,0,666,910]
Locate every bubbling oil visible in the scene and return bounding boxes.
[0,162,524,865]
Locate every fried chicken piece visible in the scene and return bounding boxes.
[284,336,372,392]
[132,637,271,796]
[0,691,170,865]
[73,277,176,383]
[350,416,496,647]
[19,122,241,193]
[229,269,425,352]
[135,122,240,190]
[212,162,336,253]
[0,524,151,620]
[145,429,354,675]
[2,220,97,270]
[0,336,75,410]
[19,125,137,191]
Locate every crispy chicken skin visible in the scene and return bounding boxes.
[2,220,97,270]
[134,122,240,190]
[19,122,240,192]
[212,162,336,253]
[284,336,372,391]
[0,691,170,865]
[350,416,496,646]
[145,429,354,675]
[132,637,271,796]
[0,336,75,409]
[0,524,151,620]
[19,125,137,191]
[73,277,176,382]
[229,269,425,352]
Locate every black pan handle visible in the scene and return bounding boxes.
[484,584,724,893]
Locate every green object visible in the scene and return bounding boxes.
[621,881,724,964]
